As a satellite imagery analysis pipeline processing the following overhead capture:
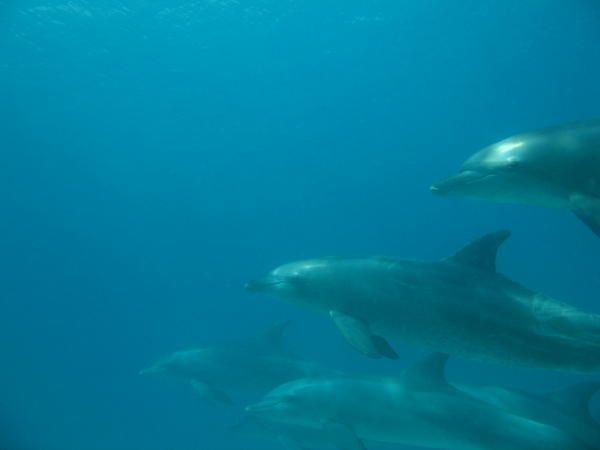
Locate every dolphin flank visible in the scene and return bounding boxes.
[247,231,600,372]
[431,120,600,237]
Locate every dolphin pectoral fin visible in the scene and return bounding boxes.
[371,335,399,359]
[571,193,600,237]
[190,381,233,405]
[574,211,600,236]
[323,422,367,450]
[329,310,398,359]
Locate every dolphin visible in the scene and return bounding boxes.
[458,381,600,448]
[246,353,593,450]
[246,231,600,372]
[430,120,600,236]
[232,384,600,450]
[140,322,324,404]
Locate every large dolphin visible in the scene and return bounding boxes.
[430,120,600,236]
[246,354,593,450]
[246,231,600,372]
[140,323,324,404]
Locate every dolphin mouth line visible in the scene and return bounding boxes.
[462,173,496,186]
[245,400,280,414]
[245,279,285,292]
[432,172,497,194]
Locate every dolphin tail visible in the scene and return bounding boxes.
[571,193,600,237]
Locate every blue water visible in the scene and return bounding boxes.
[1,1,600,449]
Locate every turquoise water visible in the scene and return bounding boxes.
[1,1,600,449]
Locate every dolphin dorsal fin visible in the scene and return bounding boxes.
[259,321,292,354]
[449,230,511,272]
[544,381,600,424]
[402,353,449,390]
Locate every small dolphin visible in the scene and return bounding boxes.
[140,322,324,404]
[246,354,593,450]
[459,381,600,448]
[247,231,600,372]
[431,120,600,236]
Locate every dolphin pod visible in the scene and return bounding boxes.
[245,354,599,450]
[431,120,600,236]
[144,120,600,449]
[247,230,600,372]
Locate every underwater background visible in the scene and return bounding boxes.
[1,0,600,449]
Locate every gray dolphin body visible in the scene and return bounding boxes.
[234,385,600,450]
[458,381,600,449]
[431,121,600,236]
[247,231,600,372]
[140,323,324,404]
[246,354,593,450]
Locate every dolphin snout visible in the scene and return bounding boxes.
[245,278,281,293]
[429,183,444,195]
[139,364,163,376]
[431,170,483,196]
[430,175,461,196]
[244,402,265,414]
[245,280,265,292]
[245,399,280,415]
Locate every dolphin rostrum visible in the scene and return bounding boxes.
[246,353,593,450]
[247,231,600,372]
[431,120,600,236]
[140,322,324,404]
